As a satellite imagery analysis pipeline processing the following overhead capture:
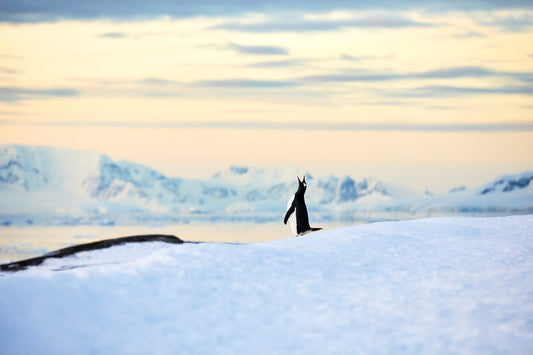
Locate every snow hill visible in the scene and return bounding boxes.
[0,145,532,225]
[1,215,532,354]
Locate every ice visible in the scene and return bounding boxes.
[1,215,532,354]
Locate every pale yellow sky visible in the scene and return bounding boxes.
[1,6,532,192]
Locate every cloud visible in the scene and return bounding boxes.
[139,92,180,98]
[424,105,456,110]
[362,100,417,106]
[247,55,393,68]
[247,59,311,68]
[87,77,183,98]
[97,31,159,39]
[414,66,533,82]
[339,53,395,62]
[414,66,496,79]
[340,54,361,62]
[225,42,289,55]
[301,72,398,82]
[57,76,295,99]
[0,87,79,103]
[478,12,533,32]
[98,32,134,39]
[138,77,180,86]
[299,66,533,83]
[1,1,532,23]
[2,119,532,132]
[0,110,27,116]
[193,79,297,88]
[296,66,533,98]
[453,30,487,38]
[212,14,433,33]
[0,66,18,75]
[115,76,295,90]
[388,84,533,98]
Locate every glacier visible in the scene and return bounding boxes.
[0,144,532,225]
[1,215,532,354]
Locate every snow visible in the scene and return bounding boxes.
[1,215,533,354]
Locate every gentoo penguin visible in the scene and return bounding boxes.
[283,175,322,236]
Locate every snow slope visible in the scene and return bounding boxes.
[1,215,532,354]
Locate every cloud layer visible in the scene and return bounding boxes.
[1,0,532,23]
[0,2,531,138]
[2,119,532,132]
[0,87,79,103]
[3,65,531,103]
[212,14,433,33]
[226,42,289,55]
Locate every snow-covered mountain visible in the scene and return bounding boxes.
[478,171,533,195]
[0,145,531,225]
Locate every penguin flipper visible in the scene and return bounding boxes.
[284,200,296,225]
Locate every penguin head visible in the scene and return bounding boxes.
[296,175,307,195]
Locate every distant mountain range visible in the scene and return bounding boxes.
[0,145,532,225]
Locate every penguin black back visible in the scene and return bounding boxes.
[284,175,321,236]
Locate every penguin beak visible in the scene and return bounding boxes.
[297,176,301,183]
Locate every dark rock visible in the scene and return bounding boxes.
[0,234,183,273]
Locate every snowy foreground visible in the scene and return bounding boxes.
[1,216,533,354]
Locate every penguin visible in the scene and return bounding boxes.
[283,175,322,236]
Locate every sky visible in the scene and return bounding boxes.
[0,1,532,193]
